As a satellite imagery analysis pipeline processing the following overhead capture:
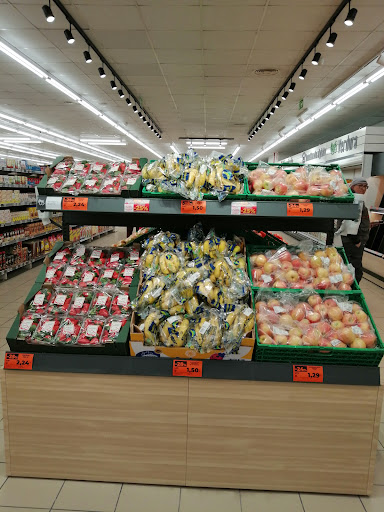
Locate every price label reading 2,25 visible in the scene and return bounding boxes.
[293,364,323,383]
[287,202,313,217]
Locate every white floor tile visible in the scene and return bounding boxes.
[361,485,384,512]
[241,490,303,512]
[0,478,63,508]
[53,481,121,512]
[180,488,241,512]
[300,493,365,512]
[116,484,179,512]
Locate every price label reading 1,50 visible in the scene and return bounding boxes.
[287,202,313,217]
[180,200,206,214]
[293,364,323,383]
[173,360,203,377]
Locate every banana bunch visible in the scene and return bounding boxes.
[187,310,222,353]
[196,278,221,308]
[185,295,200,316]
[158,252,181,275]
[142,248,159,271]
[137,276,166,309]
[143,309,166,345]
[209,258,231,287]
[159,315,190,347]
[224,305,254,339]
[160,288,185,316]
[142,161,165,181]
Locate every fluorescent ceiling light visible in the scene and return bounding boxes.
[297,118,314,130]
[312,103,335,119]
[284,128,297,139]
[0,152,50,164]
[366,68,384,83]
[333,82,369,105]
[232,146,240,157]
[100,115,118,129]
[0,138,42,143]
[191,141,227,146]
[91,142,126,146]
[46,77,80,101]
[0,41,47,79]
[78,100,102,117]
[80,139,122,143]
[170,144,179,154]
[0,142,57,158]
[192,146,226,150]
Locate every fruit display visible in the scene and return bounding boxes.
[59,265,84,287]
[46,289,74,315]
[43,263,65,286]
[79,267,101,288]
[110,291,130,316]
[101,316,128,344]
[248,163,350,199]
[79,174,104,194]
[99,176,121,195]
[69,290,94,316]
[249,245,356,291]
[133,226,254,353]
[26,288,52,315]
[55,317,83,345]
[32,316,61,344]
[77,318,104,345]
[117,266,135,288]
[60,175,84,194]
[142,151,247,201]
[111,227,154,248]
[69,245,88,266]
[99,267,120,288]
[88,249,107,268]
[17,313,40,340]
[52,247,72,264]
[88,290,112,317]
[255,291,379,350]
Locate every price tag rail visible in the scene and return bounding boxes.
[3,352,379,387]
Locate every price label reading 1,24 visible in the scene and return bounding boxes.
[4,352,34,370]
[62,197,88,211]
[173,359,203,377]
[287,202,313,217]
[180,200,206,214]
[293,364,323,383]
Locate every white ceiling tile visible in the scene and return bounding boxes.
[151,31,201,49]
[75,5,144,30]
[261,6,336,31]
[203,50,250,65]
[202,6,264,31]
[140,6,201,30]
[156,49,202,64]
[203,31,255,50]
[103,49,156,65]
[0,5,35,28]
[204,65,247,77]
[90,30,151,50]
[161,64,203,77]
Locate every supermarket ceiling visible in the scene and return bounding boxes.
[0,0,383,162]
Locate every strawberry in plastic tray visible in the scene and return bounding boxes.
[17,313,40,341]
[46,174,66,192]
[26,288,52,315]
[69,244,88,266]
[79,174,103,194]
[52,247,72,265]
[52,164,70,176]
[77,318,104,345]
[101,316,127,344]
[44,264,65,286]
[90,162,110,174]
[107,162,126,178]
[59,265,84,287]
[87,248,106,268]
[117,266,135,288]
[72,161,91,177]
[89,290,112,317]
[46,289,74,315]
[126,247,140,266]
[121,173,139,191]
[99,176,121,195]
[79,267,100,288]
[60,175,84,194]
[99,267,120,288]
[106,250,127,268]
[110,291,130,316]
[69,290,94,316]
[55,317,83,345]
[32,316,61,345]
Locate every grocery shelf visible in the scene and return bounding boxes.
[0,228,62,248]
[0,202,36,208]
[0,185,35,189]
[5,352,379,387]
[0,168,44,176]
[0,217,41,228]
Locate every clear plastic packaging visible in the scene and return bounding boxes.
[60,175,84,194]
[52,247,72,265]
[88,289,113,317]
[69,245,88,266]
[87,248,107,268]
[46,174,66,192]
[26,288,52,315]
[78,266,101,288]
[72,161,91,177]
[77,318,104,345]
[32,316,62,345]
[44,263,66,286]
[106,250,128,268]
[46,288,74,315]
[110,291,130,316]
[98,267,120,288]
[68,290,94,316]
[186,308,223,353]
[79,173,104,194]
[101,316,128,344]
[99,176,121,195]
[158,315,190,347]
[90,162,109,174]
[55,316,83,345]
[59,264,84,287]
[117,266,135,288]
[17,313,40,341]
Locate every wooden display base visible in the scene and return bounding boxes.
[1,369,382,495]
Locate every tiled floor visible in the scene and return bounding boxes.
[0,229,383,511]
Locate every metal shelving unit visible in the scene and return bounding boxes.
[0,228,62,248]
[0,202,36,208]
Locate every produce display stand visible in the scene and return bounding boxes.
[1,189,382,496]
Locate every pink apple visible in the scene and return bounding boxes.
[329,263,341,273]
[291,258,303,269]
[275,183,288,195]
[355,309,368,322]
[337,283,352,290]
[361,332,377,348]
[324,298,337,308]
[307,311,321,323]
[318,321,331,335]
[252,268,263,282]
[358,322,371,332]
[342,313,357,326]
[314,304,328,317]
[308,294,322,307]
[281,261,293,272]
[351,338,366,349]
[274,334,288,345]
[259,334,275,345]
[302,335,319,346]
[307,186,321,196]
[254,254,267,267]
[287,335,302,346]
[259,323,273,336]
[263,262,275,274]
[327,306,343,321]
[293,180,308,193]
[320,185,333,197]
[291,304,305,321]
[273,280,287,288]
[289,327,303,337]
[299,319,310,329]
[331,320,344,330]
[298,267,311,280]
[267,299,280,308]
[339,327,355,345]
[278,251,292,262]
[319,339,332,347]
[342,273,354,285]
[285,270,299,283]
[317,278,331,290]
[298,251,309,261]
[352,303,363,313]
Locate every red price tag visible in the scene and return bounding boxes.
[231,201,257,215]
[62,197,88,211]
[4,352,34,370]
[124,199,150,212]
[240,205,257,215]
[181,200,206,214]
[287,202,313,216]
[173,360,202,377]
[293,365,323,383]
[133,202,149,212]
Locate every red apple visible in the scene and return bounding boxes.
[275,183,288,195]
[306,311,321,323]
[361,332,376,348]
[267,299,280,308]
[337,283,352,290]
[339,327,355,345]
[355,309,368,322]
[252,268,263,282]
[273,280,287,288]
[314,304,328,317]
[342,313,357,326]
[278,251,292,262]
[327,306,343,321]
[259,323,273,336]
[291,258,303,269]
[308,294,322,307]
[358,322,371,333]
[298,267,311,280]
[281,261,293,271]
[316,278,331,290]
[323,298,337,308]
[298,251,309,261]
[342,273,354,285]
[291,305,305,321]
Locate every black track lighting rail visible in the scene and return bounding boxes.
[51,0,162,135]
[248,0,353,138]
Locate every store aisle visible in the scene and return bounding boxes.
[0,249,383,511]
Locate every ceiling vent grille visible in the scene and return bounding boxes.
[253,69,279,76]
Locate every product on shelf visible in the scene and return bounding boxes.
[110,291,130,316]
[68,289,94,316]
[55,317,83,345]
[117,266,135,288]
[106,162,126,177]
[60,175,84,194]
[79,266,100,288]
[99,176,122,195]
[248,162,349,198]
[249,245,355,290]
[52,247,72,264]
[101,316,127,344]
[77,317,104,345]
[43,262,66,286]
[89,290,112,317]
[255,291,378,349]
[79,174,103,194]
[111,227,153,248]
[69,245,88,266]
[88,248,107,267]
[31,316,61,345]
[72,162,91,177]
[46,289,74,315]
[26,288,52,315]
[99,267,120,288]
[46,174,66,191]
[16,313,40,341]
[142,152,246,201]
[59,265,84,287]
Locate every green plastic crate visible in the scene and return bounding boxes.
[245,162,354,203]
[141,179,248,201]
[253,290,384,366]
[246,244,361,294]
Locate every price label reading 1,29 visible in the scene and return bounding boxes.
[287,202,313,217]
[173,359,203,377]
[180,200,206,214]
[4,352,34,370]
[124,199,150,213]
[293,364,323,383]
[62,196,88,211]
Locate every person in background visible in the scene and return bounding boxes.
[340,177,370,283]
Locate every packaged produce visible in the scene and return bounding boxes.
[107,161,126,177]
[79,174,103,194]
[101,316,127,344]
[55,316,82,345]
[77,318,104,345]
[60,175,84,194]
[46,288,74,315]
[98,267,120,288]
[106,250,128,268]
[32,316,61,344]
[89,290,112,317]
[159,314,190,347]
[59,265,84,287]
[87,248,107,268]
[79,267,100,288]
[117,266,135,288]
[249,244,355,290]
[69,245,88,266]
[90,162,110,174]
[17,313,40,340]
[52,247,72,264]
[68,290,94,316]
[187,308,223,352]
[99,176,121,195]
[223,304,255,350]
[110,291,131,316]
[46,174,66,192]
[121,174,139,190]
[44,264,65,286]
[26,288,52,314]
[71,161,91,177]
[255,291,378,349]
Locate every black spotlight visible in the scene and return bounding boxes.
[118,89,125,98]
[83,50,92,63]
[138,111,143,118]
[345,2,357,26]
[282,91,289,100]
[299,68,307,80]
[132,105,138,112]
[110,80,117,90]
[288,82,296,92]
[142,116,147,123]
[266,113,271,119]
[126,97,132,106]
[312,52,321,65]
[150,125,154,131]
[98,67,106,78]
[270,107,276,115]
[42,2,55,23]
[64,26,75,44]
[275,100,282,108]
[326,29,338,47]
